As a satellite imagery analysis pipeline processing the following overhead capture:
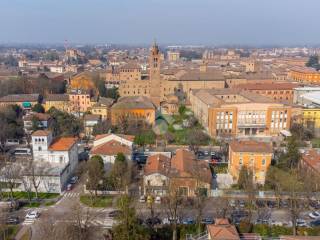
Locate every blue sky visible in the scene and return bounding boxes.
[0,0,319,45]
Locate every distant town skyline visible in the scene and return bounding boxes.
[0,0,319,46]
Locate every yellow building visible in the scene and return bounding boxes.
[303,108,320,137]
[289,66,320,84]
[90,97,114,120]
[44,94,70,112]
[111,96,156,125]
[228,140,273,184]
[190,88,294,138]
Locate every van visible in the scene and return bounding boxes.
[14,148,31,156]
[5,139,19,146]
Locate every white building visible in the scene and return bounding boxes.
[90,133,134,170]
[293,87,320,105]
[29,130,78,193]
[50,66,65,73]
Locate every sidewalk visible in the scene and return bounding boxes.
[15,226,31,240]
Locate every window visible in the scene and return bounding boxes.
[59,156,64,163]
[179,187,188,196]
[262,159,266,166]
[239,158,243,165]
[38,146,42,151]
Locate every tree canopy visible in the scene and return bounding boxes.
[306,55,320,70]
[32,103,45,113]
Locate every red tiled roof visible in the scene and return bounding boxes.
[207,223,240,240]
[24,113,51,121]
[235,82,299,91]
[230,141,273,153]
[144,154,171,176]
[32,130,51,137]
[301,149,320,174]
[48,137,77,151]
[90,140,131,156]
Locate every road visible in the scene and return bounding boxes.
[14,179,116,240]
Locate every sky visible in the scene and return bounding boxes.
[0,0,319,46]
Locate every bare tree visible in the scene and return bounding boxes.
[1,158,21,207]
[163,179,183,240]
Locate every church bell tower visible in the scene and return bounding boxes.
[149,41,161,107]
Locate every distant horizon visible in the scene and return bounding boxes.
[1,0,319,46]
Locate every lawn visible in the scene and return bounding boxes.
[0,225,19,240]
[80,195,114,208]
[44,200,57,206]
[24,202,41,208]
[2,191,59,200]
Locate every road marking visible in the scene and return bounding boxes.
[63,192,80,198]
[22,219,36,225]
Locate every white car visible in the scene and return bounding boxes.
[139,195,146,203]
[25,210,40,219]
[309,211,320,219]
[155,196,161,204]
[296,219,308,227]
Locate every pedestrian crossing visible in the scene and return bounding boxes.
[63,192,80,198]
[22,218,37,225]
[89,218,115,228]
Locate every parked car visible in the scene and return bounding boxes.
[229,200,236,207]
[6,217,20,225]
[309,211,320,219]
[238,200,246,208]
[267,201,276,208]
[70,176,79,184]
[182,217,195,225]
[25,210,40,219]
[201,217,214,224]
[66,184,73,191]
[146,217,161,225]
[139,195,146,203]
[296,219,308,227]
[155,196,161,204]
[108,210,122,218]
[310,219,320,227]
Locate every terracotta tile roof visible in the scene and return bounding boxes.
[171,149,212,183]
[301,149,320,174]
[112,96,155,110]
[0,94,39,103]
[94,133,135,142]
[207,223,240,240]
[229,141,273,153]
[215,218,230,225]
[90,140,131,156]
[235,82,300,91]
[32,130,52,137]
[144,154,171,176]
[48,137,77,151]
[290,66,319,74]
[24,113,51,121]
[45,94,69,102]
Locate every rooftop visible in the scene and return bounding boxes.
[32,130,52,137]
[235,82,300,91]
[45,94,69,102]
[0,94,39,103]
[112,96,155,110]
[90,140,131,156]
[301,149,320,174]
[48,137,77,151]
[229,140,273,153]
